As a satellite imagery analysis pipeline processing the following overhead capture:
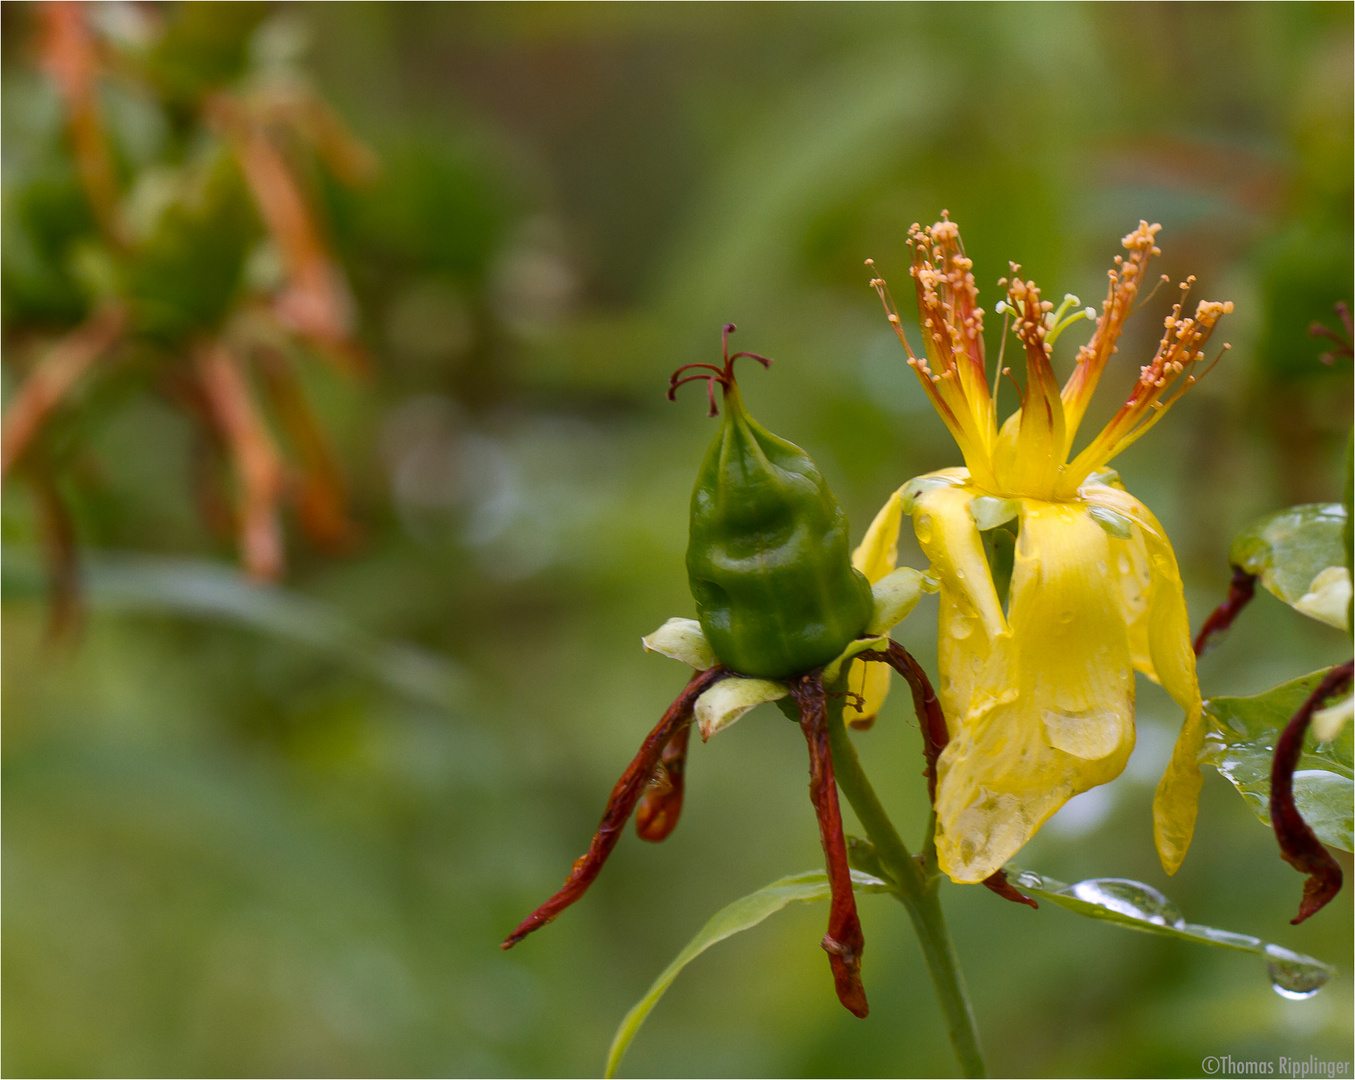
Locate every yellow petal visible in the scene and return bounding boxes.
[1081,483,1203,874]
[933,501,1135,882]
[852,486,905,582]
[845,657,892,730]
[844,487,907,727]
[910,482,1007,732]
[1110,528,1156,682]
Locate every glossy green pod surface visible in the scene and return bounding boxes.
[686,380,873,678]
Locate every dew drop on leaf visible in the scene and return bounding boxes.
[1064,878,1185,928]
[1265,945,1330,1000]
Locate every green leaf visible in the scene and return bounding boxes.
[1006,869,1335,999]
[1199,668,1353,851]
[604,869,891,1078]
[1229,503,1350,629]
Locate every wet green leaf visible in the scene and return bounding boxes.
[1198,668,1353,851]
[1229,503,1350,629]
[604,869,891,1078]
[1007,869,1335,999]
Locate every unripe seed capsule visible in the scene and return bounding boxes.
[672,326,873,679]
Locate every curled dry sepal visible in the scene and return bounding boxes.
[1269,662,1352,923]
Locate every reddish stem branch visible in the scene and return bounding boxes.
[861,642,1036,908]
[502,666,726,949]
[1271,660,1353,924]
[41,2,123,245]
[194,340,286,581]
[791,674,868,1018]
[254,343,355,552]
[885,642,948,800]
[635,723,691,843]
[1,305,127,480]
[1192,565,1257,657]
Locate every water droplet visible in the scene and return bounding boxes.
[1013,871,1045,891]
[1058,610,1074,624]
[1265,945,1331,1000]
[1063,878,1185,927]
[1042,709,1124,760]
[956,568,966,579]
[915,515,933,544]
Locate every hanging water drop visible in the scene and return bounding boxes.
[1264,944,1331,1000]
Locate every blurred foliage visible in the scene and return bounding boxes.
[3,2,1353,1077]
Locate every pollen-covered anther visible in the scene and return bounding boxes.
[933,220,959,242]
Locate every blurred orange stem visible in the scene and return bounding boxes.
[194,340,286,580]
[254,344,354,551]
[1,305,127,479]
[41,1,123,244]
[209,94,362,370]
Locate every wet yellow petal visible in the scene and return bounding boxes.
[934,501,1135,882]
[910,482,1007,733]
[1114,530,1157,682]
[1081,483,1203,874]
[844,486,906,727]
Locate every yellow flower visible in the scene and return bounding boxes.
[863,216,1232,883]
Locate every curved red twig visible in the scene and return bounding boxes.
[1271,660,1353,924]
[791,673,869,1018]
[1193,565,1257,657]
[502,665,726,949]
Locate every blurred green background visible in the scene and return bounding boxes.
[3,2,1353,1076]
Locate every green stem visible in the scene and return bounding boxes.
[826,696,986,1079]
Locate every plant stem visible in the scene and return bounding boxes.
[825,694,986,1079]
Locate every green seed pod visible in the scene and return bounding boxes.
[670,325,874,679]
